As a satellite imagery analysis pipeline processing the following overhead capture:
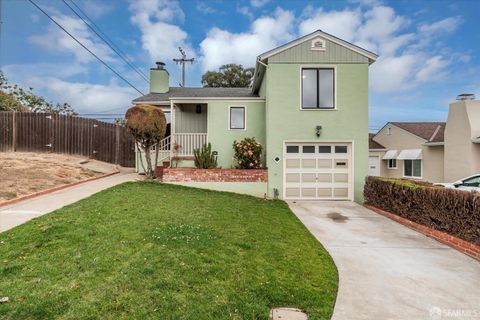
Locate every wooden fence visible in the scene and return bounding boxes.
[0,112,136,167]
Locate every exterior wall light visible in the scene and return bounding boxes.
[315,125,322,137]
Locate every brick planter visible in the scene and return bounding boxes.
[365,205,480,261]
[162,168,267,182]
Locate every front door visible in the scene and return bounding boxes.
[368,156,380,176]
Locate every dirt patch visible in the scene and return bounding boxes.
[327,212,349,223]
[0,152,104,202]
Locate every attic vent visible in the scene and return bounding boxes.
[311,38,326,51]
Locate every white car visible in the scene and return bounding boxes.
[437,174,480,192]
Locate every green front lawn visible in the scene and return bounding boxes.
[0,182,338,319]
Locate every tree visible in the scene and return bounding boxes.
[201,64,254,88]
[0,71,76,115]
[125,104,167,179]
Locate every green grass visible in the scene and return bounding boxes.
[0,182,338,320]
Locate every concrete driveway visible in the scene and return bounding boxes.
[288,201,480,320]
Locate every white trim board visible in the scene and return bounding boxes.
[258,30,378,63]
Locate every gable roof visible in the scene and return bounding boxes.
[390,122,446,143]
[257,30,378,64]
[369,133,385,149]
[133,87,259,104]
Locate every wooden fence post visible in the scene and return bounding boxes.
[12,112,17,152]
[115,125,120,165]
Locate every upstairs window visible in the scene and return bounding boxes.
[302,68,335,109]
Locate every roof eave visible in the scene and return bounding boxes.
[257,29,378,64]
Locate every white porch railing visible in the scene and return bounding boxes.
[171,133,208,156]
[135,133,207,172]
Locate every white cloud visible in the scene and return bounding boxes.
[370,54,419,92]
[237,6,254,20]
[298,5,459,94]
[33,77,136,113]
[196,2,215,14]
[199,8,295,71]
[299,8,361,42]
[129,0,193,63]
[81,0,113,18]
[250,0,270,8]
[416,55,449,82]
[29,13,114,64]
[3,63,137,114]
[419,16,462,36]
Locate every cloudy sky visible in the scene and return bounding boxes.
[2,0,479,130]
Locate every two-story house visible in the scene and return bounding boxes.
[133,30,378,202]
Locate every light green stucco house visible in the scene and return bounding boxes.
[132,30,377,202]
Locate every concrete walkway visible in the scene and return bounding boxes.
[288,201,480,320]
[0,170,139,233]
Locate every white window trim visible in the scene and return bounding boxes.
[228,105,246,131]
[299,65,337,111]
[403,159,423,179]
[387,158,397,169]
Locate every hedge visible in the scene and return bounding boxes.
[364,176,480,245]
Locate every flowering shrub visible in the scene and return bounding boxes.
[232,137,263,169]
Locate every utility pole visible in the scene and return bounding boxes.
[173,47,194,87]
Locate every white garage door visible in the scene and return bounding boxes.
[284,142,352,200]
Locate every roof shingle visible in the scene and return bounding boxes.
[133,87,258,103]
[369,133,385,149]
[390,122,446,142]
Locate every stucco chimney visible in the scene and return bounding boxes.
[150,62,169,94]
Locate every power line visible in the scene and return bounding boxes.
[173,47,194,87]
[62,0,149,83]
[28,0,144,95]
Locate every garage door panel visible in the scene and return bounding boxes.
[302,159,316,168]
[317,159,332,168]
[284,143,351,200]
[334,159,349,168]
[301,188,316,197]
[301,173,316,183]
[286,173,300,183]
[286,188,300,197]
[317,173,332,182]
[334,173,348,183]
[317,188,333,198]
[333,188,349,198]
[286,159,301,168]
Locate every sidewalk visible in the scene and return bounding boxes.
[0,171,139,233]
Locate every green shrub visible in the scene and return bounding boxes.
[193,143,218,169]
[232,137,263,169]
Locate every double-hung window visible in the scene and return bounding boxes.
[404,160,422,178]
[229,106,245,130]
[302,68,335,109]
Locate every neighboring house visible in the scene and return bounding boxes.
[133,30,378,202]
[369,95,480,183]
